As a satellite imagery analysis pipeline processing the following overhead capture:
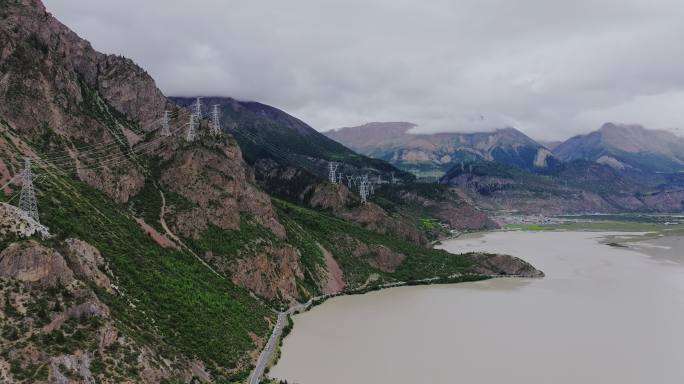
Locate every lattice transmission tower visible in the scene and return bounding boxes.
[186,114,197,142]
[210,105,221,136]
[359,178,369,204]
[161,110,171,136]
[328,162,339,184]
[193,97,203,118]
[18,158,39,223]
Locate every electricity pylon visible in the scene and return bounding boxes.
[193,97,203,119]
[19,158,39,223]
[328,162,339,184]
[161,110,171,136]
[186,114,197,142]
[359,178,369,204]
[210,105,221,136]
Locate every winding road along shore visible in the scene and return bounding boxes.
[249,298,320,384]
[248,270,538,383]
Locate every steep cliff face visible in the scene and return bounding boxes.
[228,245,304,302]
[156,137,285,239]
[0,1,166,130]
[0,0,174,202]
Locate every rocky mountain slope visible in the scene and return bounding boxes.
[554,123,684,173]
[440,160,684,214]
[0,1,532,383]
[171,97,414,183]
[325,122,561,177]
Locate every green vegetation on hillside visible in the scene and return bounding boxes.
[275,199,474,286]
[34,166,273,381]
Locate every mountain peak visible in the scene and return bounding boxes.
[554,123,684,172]
[325,122,556,176]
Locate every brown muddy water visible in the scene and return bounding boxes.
[270,231,684,384]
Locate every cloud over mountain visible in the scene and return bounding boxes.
[45,0,684,140]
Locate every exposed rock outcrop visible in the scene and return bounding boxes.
[158,141,286,239]
[317,243,345,294]
[228,245,304,301]
[465,252,544,278]
[0,240,74,287]
[308,183,355,211]
[43,298,110,333]
[50,352,96,384]
[62,238,113,292]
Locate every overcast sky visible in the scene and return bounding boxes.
[44,0,684,140]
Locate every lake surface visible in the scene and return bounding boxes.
[270,231,684,384]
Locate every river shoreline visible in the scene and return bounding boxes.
[274,230,679,383]
[254,229,549,382]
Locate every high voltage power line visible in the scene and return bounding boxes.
[3,95,402,225]
[37,117,167,161]
[1,112,190,221]
[41,122,189,171]
[228,124,328,176]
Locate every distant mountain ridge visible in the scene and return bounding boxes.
[325,122,560,176]
[553,123,684,172]
[439,159,684,214]
[171,97,413,181]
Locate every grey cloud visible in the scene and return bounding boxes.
[44,0,684,140]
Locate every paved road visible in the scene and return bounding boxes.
[249,311,287,384]
[248,296,327,384]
